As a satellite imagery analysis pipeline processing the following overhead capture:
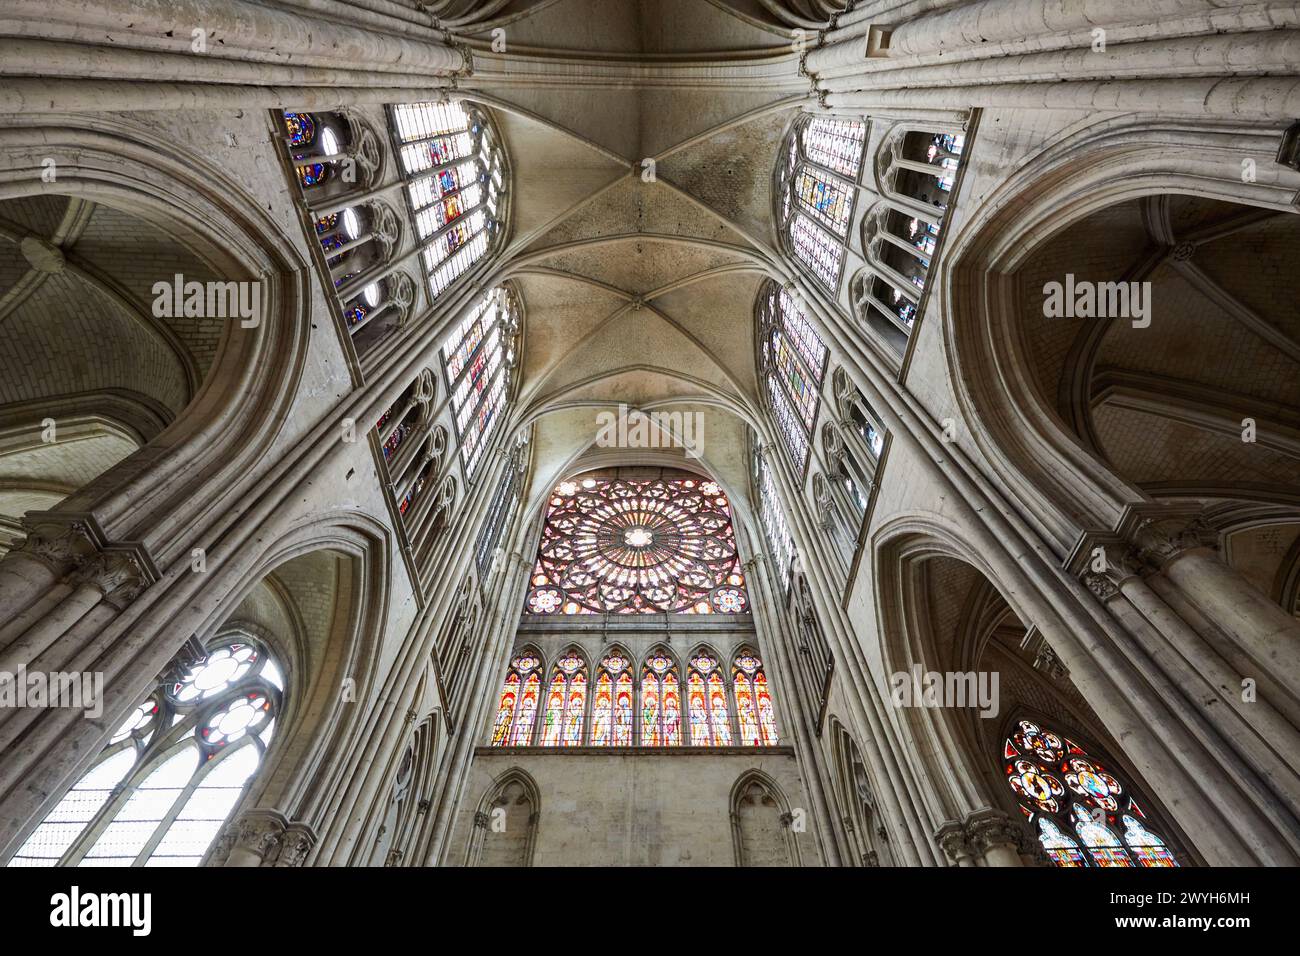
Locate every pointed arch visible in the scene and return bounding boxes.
[490,646,544,747]
[8,632,284,867]
[538,646,588,747]
[730,769,799,867]
[641,645,682,747]
[686,645,733,747]
[998,712,1183,868]
[828,718,891,866]
[467,768,540,867]
[733,646,779,747]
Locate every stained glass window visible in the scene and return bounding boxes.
[756,452,796,592]
[443,285,519,475]
[1001,719,1178,868]
[642,651,682,747]
[777,117,866,291]
[801,117,867,179]
[523,473,750,616]
[492,653,542,747]
[391,101,506,303]
[8,637,283,868]
[687,653,732,746]
[488,644,781,749]
[539,651,587,747]
[758,282,825,474]
[591,653,634,747]
[733,650,778,746]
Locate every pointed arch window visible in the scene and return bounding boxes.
[443,285,520,475]
[687,653,733,746]
[591,653,634,747]
[491,652,542,747]
[9,636,283,867]
[539,651,587,747]
[733,649,779,746]
[1002,719,1179,867]
[641,652,682,747]
[777,116,867,291]
[391,100,508,302]
[758,281,826,473]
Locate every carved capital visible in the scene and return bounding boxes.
[935,819,971,865]
[1083,571,1119,602]
[1017,824,1051,867]
[964,808,1020,856]
[273,823,317,868]
[1132,514,1219,569]
[235,814,284,861]
[70,551,149,609]
[13,520,95,573]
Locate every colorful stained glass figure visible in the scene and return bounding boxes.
[641,669,661,746]
[1001,719,1177,867]
[775,117,863,293]
[688,670,709,745]
[491,672,518,746]
[591,671,613,746]
[563,673,586,745]
[1121,815,1178,867]
[708,671,732,745]
[540,671,566,746]
[614,671,633,745]
[509,672,540,746]
[521,474,750,615]
[637,651,682,747]
[315,212,339,234]
[731,650,777,746]
[1063,757,1123,811]
[1007,759,1065,813]
[283,112,316,147]
[663,672,681,746]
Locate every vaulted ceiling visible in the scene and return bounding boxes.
[452,0,822,509]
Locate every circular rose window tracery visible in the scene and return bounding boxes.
[525,475,750,615]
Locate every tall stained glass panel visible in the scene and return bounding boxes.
[758,281,825,473]
[777,117,866,291]
[391,101,506,303]
[443,285,518,475]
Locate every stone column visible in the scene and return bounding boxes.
[1132,515,1300,709]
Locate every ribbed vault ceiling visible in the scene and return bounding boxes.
[453,0,824,510]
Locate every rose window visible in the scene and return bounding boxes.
[524,474,749,614]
